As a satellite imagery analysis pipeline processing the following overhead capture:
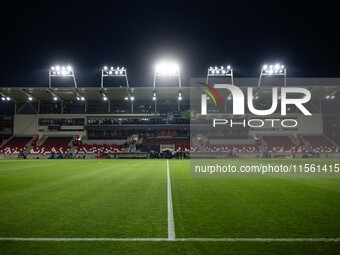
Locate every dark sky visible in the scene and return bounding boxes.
[1,0,340,87]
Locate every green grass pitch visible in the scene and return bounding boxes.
[0,159,339,254]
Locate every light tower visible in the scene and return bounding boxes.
[101,66,129,88]
[101,65,131,112]
[49,65,77,88]
[206,65,233,84]
[258,63,286,87]
[153,61,182,111]
[205,65,233,113]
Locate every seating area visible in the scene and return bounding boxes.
[75,144,125,154]
[190,146,199,152]
[0,136,32,153]
[1,133,338,155]
[206,144,260,153]
[303,135,338,153]
[30,137,73,154]
[263,136,306,153]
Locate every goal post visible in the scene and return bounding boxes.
[160,144,175,151]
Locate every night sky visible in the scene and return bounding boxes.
[1,0,340,87]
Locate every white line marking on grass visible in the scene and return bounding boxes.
[175,238,340,242]
[167,159,176,240]
[0,237,339,242]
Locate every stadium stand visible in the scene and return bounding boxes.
[75,144,125,154]
[1,78,340,159]
[303,135,338,153]
[263,136,306,153]
[0,136,32,153]
[206,144,260,153]
[30,137,73,154]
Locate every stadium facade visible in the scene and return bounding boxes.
[1,71,340,159]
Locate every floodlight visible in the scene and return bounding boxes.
[6,97,10,101]
[153,60,182,89]
[130,96,134,101]
[101,65,129,90]
[155,61,179,76]
[103,96,107,101]
[81,97,85,101]
[208,65,232,75]
[1,97,5,101]
[28,97,33,101]
[326,95,330,99]
[53,96,58,101]
[77,96,80,101]
[331,95,335,99]
[152,96,156,100]
[258,63,286,86]
[206,65,233,84]
[124,96,129,100]
[49,64,77,87]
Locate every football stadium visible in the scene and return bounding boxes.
[0,62,339,254]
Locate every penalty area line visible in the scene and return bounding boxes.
[0,237,339,242]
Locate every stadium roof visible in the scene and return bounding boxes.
[1,78,340,102]
[0,87,190,102]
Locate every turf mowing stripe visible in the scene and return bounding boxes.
[0,237,339,242]
[167,159,176,240]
